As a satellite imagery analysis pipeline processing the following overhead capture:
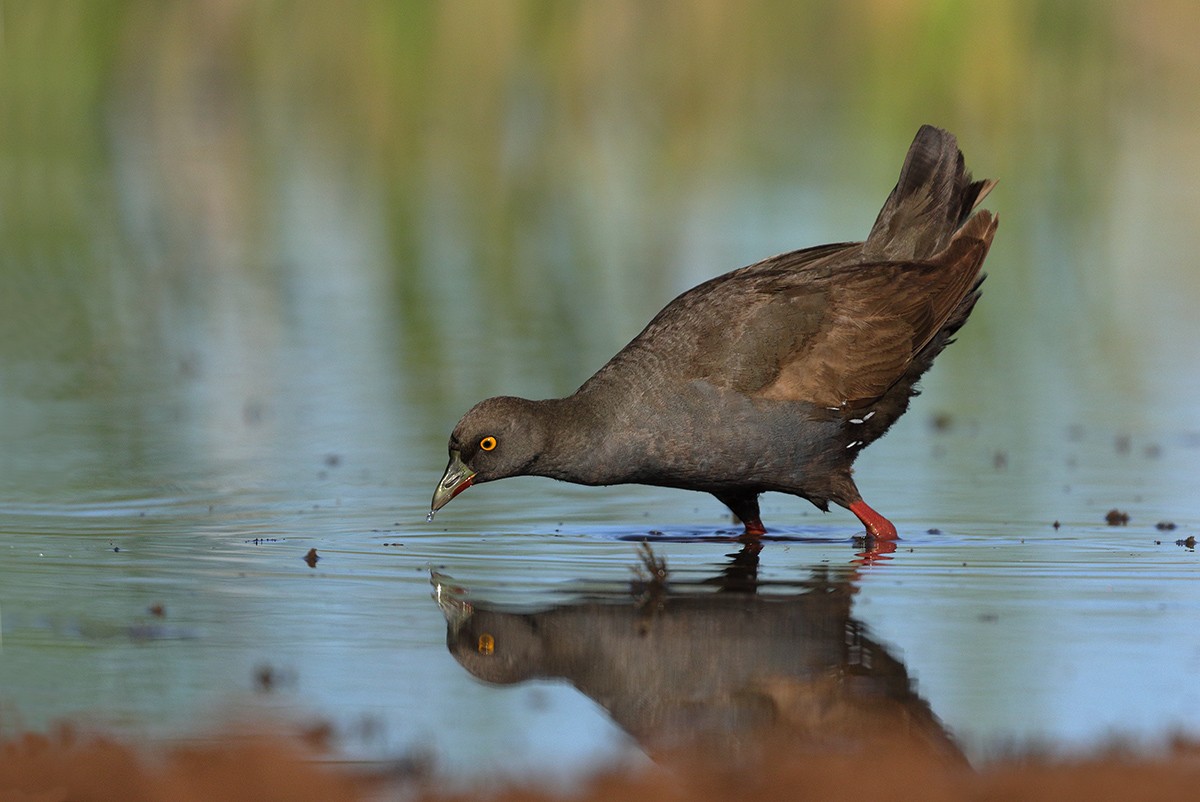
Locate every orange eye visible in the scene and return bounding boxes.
[478,633,495,655]
[479,436,497,451]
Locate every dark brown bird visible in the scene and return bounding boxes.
[432,125,997,539]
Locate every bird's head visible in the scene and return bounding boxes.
[430,396,549,516]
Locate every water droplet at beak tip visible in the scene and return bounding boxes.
[426,510,436,523]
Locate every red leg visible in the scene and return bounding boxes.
[741,517,767,537]
[714,492,767,538]
[849,499,898,540]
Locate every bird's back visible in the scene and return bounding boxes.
[579,126,994,416]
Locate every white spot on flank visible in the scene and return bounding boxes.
[864,411,876,420]
[850,418,864,424]
[846,440,862,449]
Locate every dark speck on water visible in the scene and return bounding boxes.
[243,400,265,426]
[1105,509,1130,526]
[254,664,294,693]
[1155,521,1176,531]
[304,548,320,568]
[1178,536,1197,550]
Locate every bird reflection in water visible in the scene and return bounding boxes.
[432,543,960,765]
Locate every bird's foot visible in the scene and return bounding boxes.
[741,517,767,538]
[849,500,898,540]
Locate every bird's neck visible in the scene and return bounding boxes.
[526,393,623,486]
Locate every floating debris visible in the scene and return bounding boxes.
[1155,521,1177,531]
[254,664,295,693]
[304,548,320,568]
[632,543,669,618]
[633,542,668,586]
[1105,509,1130,526]
[243,399,266,426]
[1177,536,1197,550]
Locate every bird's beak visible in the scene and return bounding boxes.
[430,450,475,516]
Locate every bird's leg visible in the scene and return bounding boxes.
[849,499,899,540]
[713,492,766,537]
[741,520,767,537]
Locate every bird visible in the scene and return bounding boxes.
[431,125,997,540]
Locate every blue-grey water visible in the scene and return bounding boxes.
[2,1,1199,784]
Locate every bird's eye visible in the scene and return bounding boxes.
[478,633,495,655]
[479,436,497,451]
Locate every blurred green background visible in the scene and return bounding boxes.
[2,0,1200,772]
[4,1,1199,500]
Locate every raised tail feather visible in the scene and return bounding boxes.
[863,125,996,262]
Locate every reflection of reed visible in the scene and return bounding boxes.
[434,545,963,764]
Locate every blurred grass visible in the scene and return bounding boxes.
[1,0,1199,411]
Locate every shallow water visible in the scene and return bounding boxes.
[3,0,1200,786]
[2,414,1198,779]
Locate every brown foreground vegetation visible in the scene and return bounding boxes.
[2,727,1200,802]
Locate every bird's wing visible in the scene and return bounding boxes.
[578,241,858,396]
[580,212,994,408]
[749,210,997,409]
